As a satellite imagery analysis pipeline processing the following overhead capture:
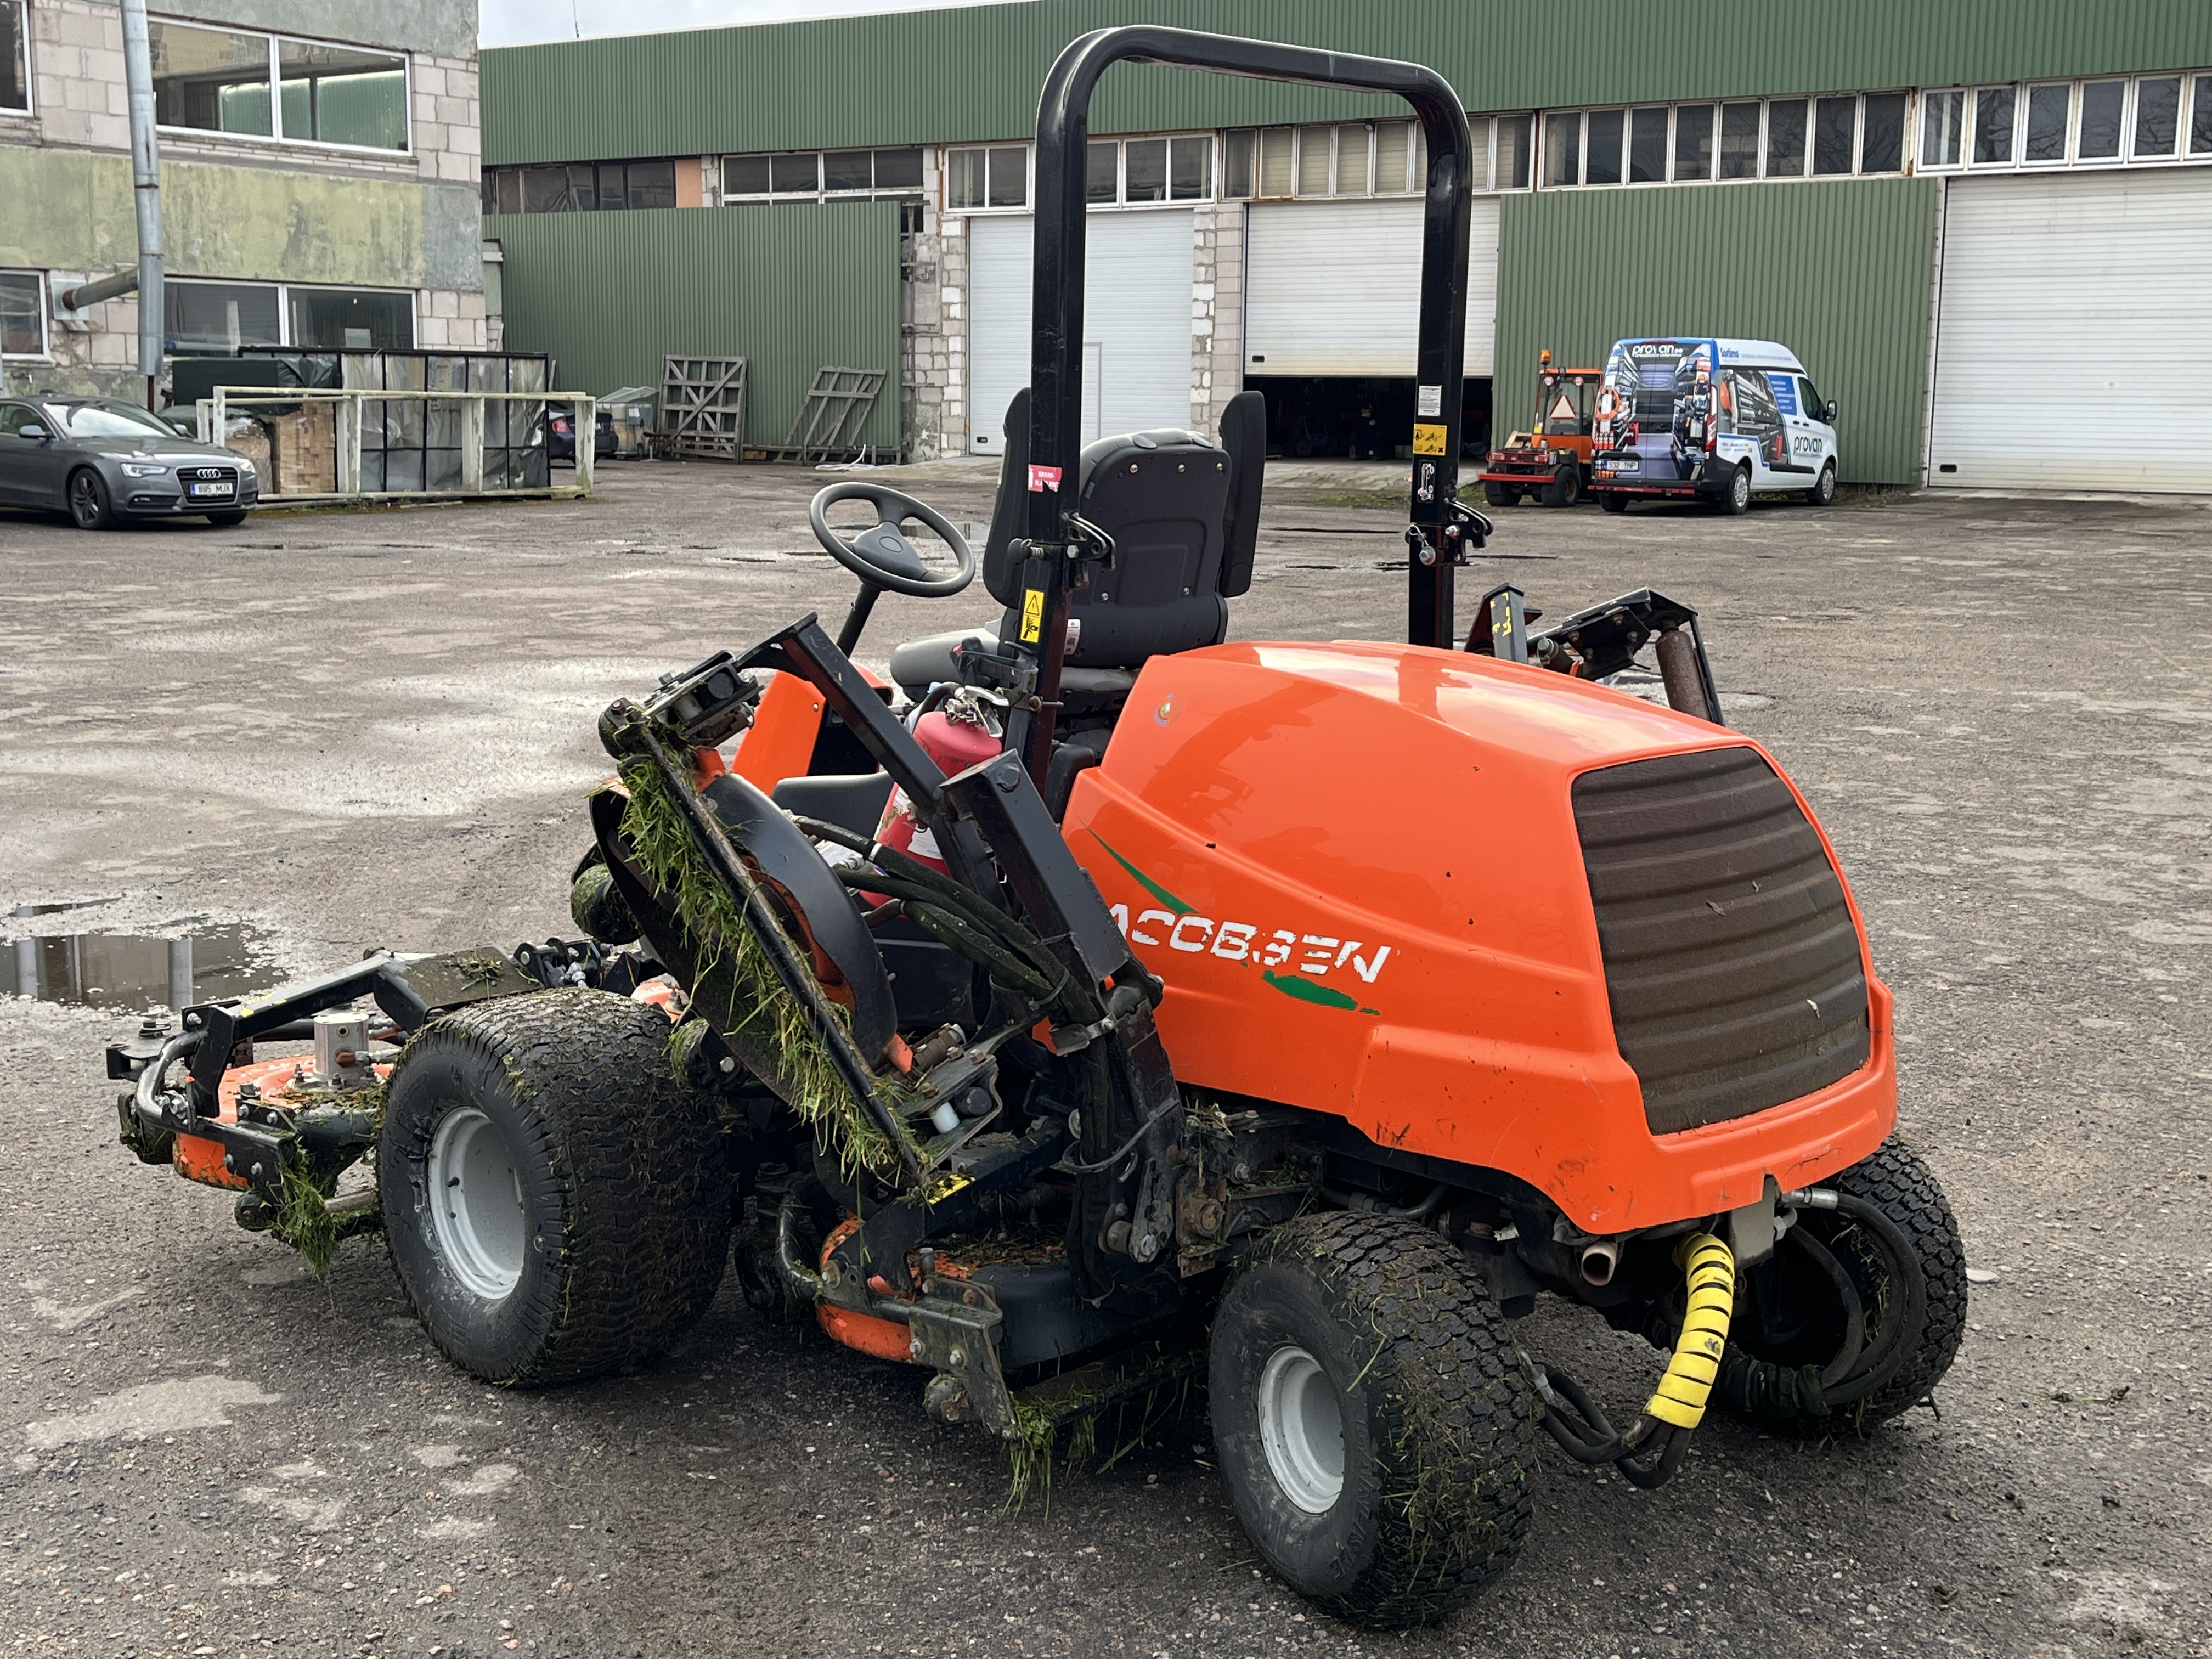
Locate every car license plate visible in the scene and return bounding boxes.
[187,482,233,498]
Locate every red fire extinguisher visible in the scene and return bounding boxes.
[874,701,1001,872]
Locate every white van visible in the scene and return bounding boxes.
[1588,337,1840,514]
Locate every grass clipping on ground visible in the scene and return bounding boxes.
[617,758,902,1183]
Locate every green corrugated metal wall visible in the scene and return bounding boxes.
[483,1,2212,165]
[1495,178,1938,484]
[486,202,902,453]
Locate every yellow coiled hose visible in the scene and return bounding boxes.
[1642,1231,1737,1430]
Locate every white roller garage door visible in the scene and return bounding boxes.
[1244,197,1500,377]
[1929,170,2212,492]
[967,210,1195,454]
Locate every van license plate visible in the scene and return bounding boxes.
[1606,456,1640,474]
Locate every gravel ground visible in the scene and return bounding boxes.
[1,460,2208,1659]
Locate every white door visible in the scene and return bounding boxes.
[1929,169,2212,492]
[1244,197,1500,377]
[966,210,1195,454]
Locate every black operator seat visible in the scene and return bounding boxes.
[887,386,1265,709]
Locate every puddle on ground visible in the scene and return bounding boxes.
[5,924,271,1011]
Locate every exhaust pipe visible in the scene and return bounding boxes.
[1579,1238,1621,1286]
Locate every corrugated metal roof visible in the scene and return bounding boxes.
[1493,177,1939,483]
[483,1,2212,166]
[486,201,902,452]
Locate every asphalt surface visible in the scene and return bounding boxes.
[2,460,2209,1659]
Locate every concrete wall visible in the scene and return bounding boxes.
[1,0,483,397]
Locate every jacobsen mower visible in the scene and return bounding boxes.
[103,28,1965,1628]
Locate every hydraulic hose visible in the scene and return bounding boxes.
[1537,1231,1735,1491]
[1643,1232,1736,1430]
[134,1029,204,1130]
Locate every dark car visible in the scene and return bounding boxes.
[0,395,261,529]
[548,406,616,463]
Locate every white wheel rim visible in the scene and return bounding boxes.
[1257,1345,1345,1514]
[427,1105,526,1301]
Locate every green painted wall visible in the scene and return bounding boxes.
[483,0,2212,165]
[1494,178,1938,484]
[0,145,479,290]
[486,202,902,452]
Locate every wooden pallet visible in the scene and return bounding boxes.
[659,354,747,459]
[772,365,885,464]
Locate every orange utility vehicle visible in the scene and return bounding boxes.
[108,28,1963,1632]
[1476,349,1602,507]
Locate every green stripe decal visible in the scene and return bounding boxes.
[1262,970,1364,1012]
[1088,830,1193,917]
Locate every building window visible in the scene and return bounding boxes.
[1919,73,2207,172]
[945,145,1026,210]
[1718,101,1760,178]
[2134,76,2181,158]
[3,0,28,114]
[1765,99,1806,176]
[483,159,681,215]
[149,20,408,153]
[1813,95,1858,172]
[1861,93,1907,170]
[2022,83,2071,164]
[2,270,47,359]
[1972,86,2016,165]
[1084,133,1215,206]
[1674,104,1714,180]
[1224,118,1515,198]
[1921,89,1965,166]
[162,278,414,352]
[1584,110,1624,184]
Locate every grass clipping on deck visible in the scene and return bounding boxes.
[617,758,901,1182]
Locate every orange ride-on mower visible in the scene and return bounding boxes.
[106,28,1966,1629]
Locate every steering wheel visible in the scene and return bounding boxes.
[808,482,976,599]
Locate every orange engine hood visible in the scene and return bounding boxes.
[1060,639,1893,1232]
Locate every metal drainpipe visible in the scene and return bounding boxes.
[119,0,164,410]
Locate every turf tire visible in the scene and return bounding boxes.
[1482,482,1519,508]
[378,988,731,1386]
[1721,1136,1967,1434]
[1827,1137,1968,1425]
[1538,466,1581,509]
[1210,1212,1540,1628]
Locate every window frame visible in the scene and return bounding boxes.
[2,269,49,362]
[1224,117,1510,200]
[1073,132,1218,209]
[714,147,924,206]
[940,143,1030,213]
[162,274,417,352]
[2,0,30,117]
[148,16,413,157]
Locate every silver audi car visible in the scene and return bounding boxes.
[0,395,260,529]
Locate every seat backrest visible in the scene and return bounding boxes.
[981,390,1242,671]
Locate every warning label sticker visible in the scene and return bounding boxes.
[1019,588,1045,643]
[1411,422,1448,456]
[1416,384,1443,417]
[1026,463,1063,494]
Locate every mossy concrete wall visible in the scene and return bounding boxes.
[0,146,479,290]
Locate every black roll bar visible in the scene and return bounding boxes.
[1015,26,1477,781]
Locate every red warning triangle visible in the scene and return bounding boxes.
[1548,392,1578,423]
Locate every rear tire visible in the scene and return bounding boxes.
[1717,465,1752,515]
[1599,492,1629,514]
[1806,461,1837,507]
[1538,466,1581,509]
[378,988,731,1385]
[67,469,115,530]
[1720,1137,1967,1434]
[1481,482,1518,509]
[1210,1213,1539,1628]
